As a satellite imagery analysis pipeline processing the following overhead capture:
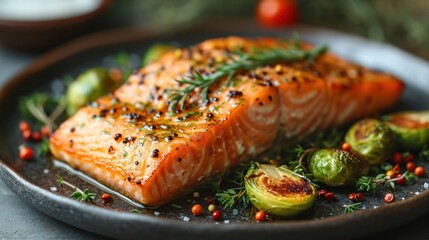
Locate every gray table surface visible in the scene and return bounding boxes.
[0,43,428,240]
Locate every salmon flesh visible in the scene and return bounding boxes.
[49,37,404,205]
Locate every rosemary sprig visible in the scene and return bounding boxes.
[343,202,362,214]
[57,175,97,203]
[168,42,327,112]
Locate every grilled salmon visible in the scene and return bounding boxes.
[49,37,404,206]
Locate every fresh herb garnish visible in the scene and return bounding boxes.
[343,202,362,214]
[130,209,142,213]
[19,93,66,132]
[420,144,429,160]
[215,163,250,209]
[37,139,50,157]
[355,171,416,192]
[57,175,97,203]
[168,42,327,112]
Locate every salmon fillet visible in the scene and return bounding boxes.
[49,37,404,206]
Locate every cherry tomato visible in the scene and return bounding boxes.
[394,174,406,185]
[212,210,222,221]
[341,143,351,151]
[392,152,402,165]
[257,0,299,27]
[255,211,266,222]
[192,204,204,216]
[403,153,414,163]
[406,162,416,172]
[415,166,426,177]
[22,130,32,141]
[384,193,394,203]
[102,193,111,203]
[324,192,335,202]
[19,145,34,160]
[19,121,31,132]
[32,131,42,142]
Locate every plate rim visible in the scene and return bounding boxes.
[1,20,429,240]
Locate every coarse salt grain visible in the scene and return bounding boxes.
[154,211,160,216]
[424,183,429,189]
[43,169,49,174]
[50,187,57,192]
[183,216,190,222]
[232,209,238,215]
[193,192,199,198]
[224,220,230,224]
[415,192,420,195]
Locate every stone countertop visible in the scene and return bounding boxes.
[0,44,428,240]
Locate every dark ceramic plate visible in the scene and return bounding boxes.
[1,21,429,240]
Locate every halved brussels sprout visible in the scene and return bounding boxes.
[384,111,429,150]
[345,119,396,165]
[308,149,369,186]
[245,163,316,217]
[66,68,118,115]
[142,44,176,66]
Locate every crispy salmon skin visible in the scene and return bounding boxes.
[49,36,404,205]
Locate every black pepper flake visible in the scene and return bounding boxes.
[127,177,131,181]
[259,102,264,106]
[134,161,139,165]
[173,133,178,137]
[100,109,109,115]
[228,90,243,98]
[206,113,214,119]
[122,113,142,122]
[136,179,141,184]
[178,158,182,162]
[122,136,136,144]
[268,95,273,102]
[264,80,273,87]
[70,127,75,133]
[69,139,74,148]
[151,149,159,158]
[210,97,219,102]
[109,108,117,114]
[114,133,122,141]
[165,136,173,141]
[108,146,115,154]
[122,106,129,111]
[291,76,298,82]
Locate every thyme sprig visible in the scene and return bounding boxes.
[355,171,416,192]
[57,175,97,203]
[215,163,251,209]
[168,42,328,112]
[19,93,66,133]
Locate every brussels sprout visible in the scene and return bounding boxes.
[142,44,176,66]
[308,149,369,186]
[245,163,316,217]
[345,119,396,165]
[66,68,118,115]
[384,111,429,150]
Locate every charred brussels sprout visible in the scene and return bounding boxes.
[142,44,176,66]
[384,111,429,150]
[345,119,396,165]
[308,149,369,186]
[66,68,119,115]
[245,163,316,217]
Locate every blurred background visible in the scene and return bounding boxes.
[0,0,428,59]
